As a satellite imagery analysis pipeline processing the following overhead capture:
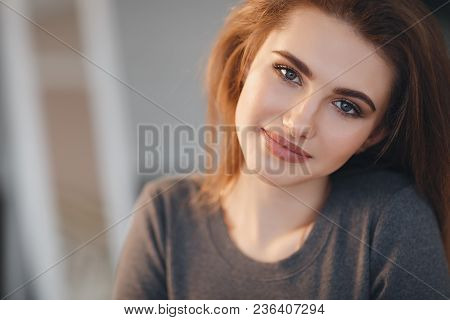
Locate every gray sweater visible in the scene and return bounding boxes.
[113,168,450,299]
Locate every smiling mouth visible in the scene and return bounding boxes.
[261,128,312,162]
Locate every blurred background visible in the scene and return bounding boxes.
[0,0,448,299]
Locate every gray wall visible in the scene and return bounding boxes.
[114,0,240,182]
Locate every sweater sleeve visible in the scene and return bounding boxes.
[112,181,168,299]
[370,185,450,299]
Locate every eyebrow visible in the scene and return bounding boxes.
[272,50,377,112]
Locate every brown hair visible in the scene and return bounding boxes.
[192,0,450,265]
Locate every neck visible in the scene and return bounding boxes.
[221,169,331,245]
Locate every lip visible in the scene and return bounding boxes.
[261,128,312,163]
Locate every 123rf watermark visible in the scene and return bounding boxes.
[137,124,312,176]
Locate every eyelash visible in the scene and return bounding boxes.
[272,63,363,118]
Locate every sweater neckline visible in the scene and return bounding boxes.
[206,177,341,281]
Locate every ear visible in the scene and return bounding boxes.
[357,126,388,153]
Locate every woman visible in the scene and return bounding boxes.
[113,0,450,299]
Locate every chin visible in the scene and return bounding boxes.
[260,169,316,187]
[242,153,317,187]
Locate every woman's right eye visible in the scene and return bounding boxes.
[273,64,303,86]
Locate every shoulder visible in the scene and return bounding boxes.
[343,167,438,232]
[330,166,415,217]
[370,182,442,250]
[139,174,202,202]
[136,174,204,222]
[127,174,204,251]
[332,165,413,198]
[330,166,443,244]
[369,186,450,298]
[331,165,443,252]
[375,184,438,229]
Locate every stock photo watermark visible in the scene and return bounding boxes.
[137,124,312,176]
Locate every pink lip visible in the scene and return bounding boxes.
[261,128,312,163]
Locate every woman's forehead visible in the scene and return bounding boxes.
[254,7,395,113]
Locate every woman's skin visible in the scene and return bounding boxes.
[221,6,395,263]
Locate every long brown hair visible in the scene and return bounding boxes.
[192,0,450,265]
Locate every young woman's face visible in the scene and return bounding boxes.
[235,6,394,186]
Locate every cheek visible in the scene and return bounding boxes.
[235,67,293,128]
[318,113,373,161]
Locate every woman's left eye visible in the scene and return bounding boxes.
[273,64,302,85]
[333,100,362,118]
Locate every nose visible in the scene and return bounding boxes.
[282,95,318,139]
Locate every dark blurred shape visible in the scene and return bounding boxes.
[423,0,450,13]
[423,0,450,47]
